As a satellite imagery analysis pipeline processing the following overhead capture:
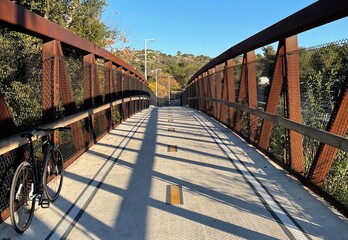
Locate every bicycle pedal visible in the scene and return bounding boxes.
[40,198,50,208]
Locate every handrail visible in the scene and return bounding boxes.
[0,95,149,156]
[189,0,348,83]
[0,0,146,84]
[189,96,348,153]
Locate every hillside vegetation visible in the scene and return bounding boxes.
[115,49,211,98]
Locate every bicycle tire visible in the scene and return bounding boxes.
[43,147,64,202]
[10,161,36,233]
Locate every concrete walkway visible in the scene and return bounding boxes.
[1,106,347,239]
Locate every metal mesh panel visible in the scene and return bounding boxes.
[299,40,348,129]
[58,125,76,162]
[97,64,106,105]
[94,110,109,139]
[268,92,287,163]
[256,55,275,111]
[63,54,84,110]
[240,112,249,138]
[115,69,123,99]
[83,62,93,108]
[234,63,242,103]
[112,105,122,128]
[269,124,288,163]
[0,151,17,215]
[323,148,348,207]
[302,136,320,174]
[1,53,44,131]
[0,28,151,222]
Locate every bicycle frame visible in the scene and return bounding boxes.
[27,135,50,199]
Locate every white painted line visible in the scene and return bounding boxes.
[187,109,309,240]
[48,110,151,239]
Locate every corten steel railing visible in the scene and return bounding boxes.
[0,1,154,222]
[182,0,348,215]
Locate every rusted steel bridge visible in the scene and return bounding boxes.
[0,0,348,239]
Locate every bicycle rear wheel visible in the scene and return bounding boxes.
[43,147,64,202]
[10,161,36,233]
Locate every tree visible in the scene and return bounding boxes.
[12,0,117,48]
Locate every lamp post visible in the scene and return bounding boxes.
[154,69,162,101]
[168,76,172,104]
[144,38,155,80]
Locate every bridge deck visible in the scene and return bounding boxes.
[1,107,347,239]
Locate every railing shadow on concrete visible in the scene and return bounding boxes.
[182,0,348,217]
[0,1,155,222]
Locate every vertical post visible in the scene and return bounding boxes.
[202,72,208,114]
[123,71,130,119]
[42,40,60,144]
[195,78,199,109]
[247,51,258,142]
[226,59,235,127]
[198,76,204,111]
[117,67,124,122]
[104,61,113,103]
[83,54,96,109]
[43,40,84,148]
[285,36,304,173]
[235,54,248,131]
[215,65,223,121]
[83,54,97,142]
[42,40,60,124]
[104,61,113,131]
[259,39,286,150]
[208,69,215,116]
[211,69,217,118]
[309,77,348,185]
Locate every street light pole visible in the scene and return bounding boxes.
[144,39,155,80]
[168,76,172,104]
[155,69,162,99]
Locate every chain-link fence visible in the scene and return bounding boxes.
[0,30,151,222]
[183,39,348,210]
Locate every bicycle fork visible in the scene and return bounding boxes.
[15,183,35,201]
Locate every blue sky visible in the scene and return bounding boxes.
[103,0,348,58]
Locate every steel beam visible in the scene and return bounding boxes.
[246,51,258,142]
[215,65,223,121]
[285,36,304,173]
[189,96,348,154]
[226,59,236,127]
[0,0,145,81]
[309,77,348,185]
[259,39,286,150]
[189,0,348,83]
[235,54,248,131]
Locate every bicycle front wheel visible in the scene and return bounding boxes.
[10,161,36,233]
[43,147,64,201]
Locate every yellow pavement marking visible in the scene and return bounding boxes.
[166,185,183,205]
[167,145,177,152]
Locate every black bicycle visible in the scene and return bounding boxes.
[9,126,71,233]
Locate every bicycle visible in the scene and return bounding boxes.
[9,126,71,233]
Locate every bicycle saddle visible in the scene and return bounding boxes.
[20,130,36,139]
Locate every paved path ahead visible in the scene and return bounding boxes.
[1,107,347,239]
